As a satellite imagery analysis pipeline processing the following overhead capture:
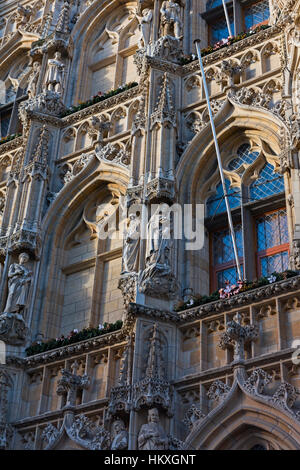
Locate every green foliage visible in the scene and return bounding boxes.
[25,320,123,356]
[0,133,22,146]
[179,25,271,65]
[60,82,139,117]
[173,270,299,312]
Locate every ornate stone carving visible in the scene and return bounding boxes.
[45,52,65,94]
[207,380,231,404]
[0,253,32,345]
[243,369,273,395]
[62,153,93,184]
[0,423,14,450]
[150,73,176,129]
[41,423,60,448]
[96,143,131,167]
[110,418,128,450]
[219,312,258,363]
[8,229,42,260]
[183,404,206,430]
[139,205,178,299]
[27,62,41,99]
[138,407,168,450]
[0,370,13,450]
[270,382,299,412]
[132,323,173,415]
[138,8,153,48]
[19,90,66,119]
[160,0,182,39]
[56,361,90,408]
[118,273,138,308]
[290,240,300,270]
[151,35,183,63]
[121,214,140,274]
[68,414,111,450]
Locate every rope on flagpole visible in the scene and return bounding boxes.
[194,39,242,281]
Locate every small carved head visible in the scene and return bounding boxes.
[112,418,125,434]
[148,408,159,424]
[18,252,30,264]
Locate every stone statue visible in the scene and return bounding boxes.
[110,419,128,450]
[138,408,168,450]
[27,62,41,98]
[138,9,153,48]
[45,52,65,94]
[122,214,140,273]
[3,252,32,315]
[145,205,171,268]
[160,0,182,39]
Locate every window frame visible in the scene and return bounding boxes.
[254,207,290,278]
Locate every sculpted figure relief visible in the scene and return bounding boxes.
[138,9,153,48]
[45,52,65,94]
[138,408,168,450]
[3,252,32,315]
[145,205,171,268]
[110,419,128,450]
[27,62,41,98]
[122,214,140,274]
[160,0,182,39]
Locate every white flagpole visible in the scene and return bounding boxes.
[194,39,242,281]
[222,0,233,37]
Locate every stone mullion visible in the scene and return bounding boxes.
[105,346,113,399]
[38,366,48,415]
[276,297,284,351]
[1,179,18,236]
[81,353,90,404]
[200,319,205,372]
[250,305,257,358]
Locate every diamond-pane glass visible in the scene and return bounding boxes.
[206,0,230,10]
[213,225,243,265]
[245,0,270,30]
[217,265,244,288]
[250,163,284,201]
[260,251,289,277]
[228,143,259,171]
[211,16,234,43]
[207,179,241,217]
[256,209,288,251]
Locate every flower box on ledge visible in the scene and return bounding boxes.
[174,270,300,312]
[60,82,139,117]
[25,320,123,356]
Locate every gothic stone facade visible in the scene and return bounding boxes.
[0,0,300,451]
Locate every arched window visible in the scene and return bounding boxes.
[206,141,289,290]
[249,163,285,201]
[207,179,241,217]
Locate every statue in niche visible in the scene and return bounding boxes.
[3,252,32,315]
[45,51,65,94]
[27,62,41,98]
[160,0,182,39]
[138,408,168,450]
[145,205,171,268]
[138,9,153,48]
[110,419,128,450]
[122,214,140,274]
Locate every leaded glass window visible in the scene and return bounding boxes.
[244,0,270,30]
[207,179,241,217]
[213,225,243,288]
[249,163,284,201]
[206,0,230,11]
[256,209,289,277]
[211,16,234,43]
[228,144,259,171]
